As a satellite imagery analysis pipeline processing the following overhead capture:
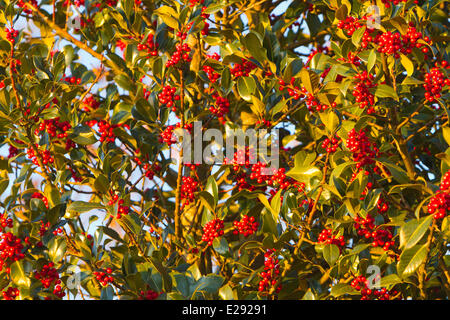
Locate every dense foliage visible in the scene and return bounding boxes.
[0,0,448,300]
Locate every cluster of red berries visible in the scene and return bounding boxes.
[201,219,224,246]
[158,85,180,111]
[427,170,450,219]
[377,198,390,215]
[159,122,193,146]
[427,193,450,219]
[92,0,118,9]
[225,149,302,194]
[189,0,205,6]
[321,135,341,153]
[27,146,54,167]
[439,170,450,191]
[108,194,129,219]
[203,53,221,83]
[39,221,51,237]
[142,163,161,180]
[360,26,431,58]
[34,262,63,293]
[318,228,346,250]
[17,0,38,14]
[0,214,12,232]
[139,289,160,300]
[63,75,82,85]
[166,43,192,68]
[200,7,210,36]
[159,126,177,145]
[86,119,125,143]
[64,0,85,7]
[2,287,19,300]
[230,58,257,78]
[80,96,100,112]
[346,128,381,174]
[35,118,75,151]
[39,221,62,237]
[351,276,398,300]
[181,176,199,207]
[337,16,364,36]
[233,173,257,192]
[423,61,449,103]
[337,52,362,67]
[303,87,335,112]
[137,33,159,57]
[93,268,114,286]
[0,232,25,272]
[208,93,230,123]
[354,214,395,251]
[232,215,259,237]
[258,249,281,294]
[116,39,127,51]
[225,147,257,170]
[8,145,19,158]
[9,58,21,73]
[5,28,19,44]
[352,71,376,113]
[7,140,23,159]
[32,192,49,209]
[255,119,271,127]
[265,167,299,190]
[278,78,300,99]
[380,0,407,7]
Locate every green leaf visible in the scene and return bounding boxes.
[323,244,340,266]
[270,189,282,221]
[242,32,267,63]
[319,111,339,134]
[10,261,31,287]
[335,5,348,21]
[44,184,61,208]
[114,74,136,92]
[219,284,234,300]
[378,160,409,184]
[48,237,67,263]
[213,237,229,255]
[154,6,179,29]
[67,201,105,215]
[205,176,218,206]
[237,76,256,102]
[399,54,414,77]
[379,274,402,288]
[330,283,359,297]
[258,194,277,218]
[399,215,433,249]
[199,191,216,213]
[70,126,97,145]
[443,127,450,146]
[374,84,399,101]
[401,77,425,85]
[299,68,319,94]
[100,286,114,300]
[286,166,322,184]
[351,27,366,47]
[94,174,109,193]
[397,244,428,278]
[367,49,376,73]
[100,226,124,243]
[191,275,224,298]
